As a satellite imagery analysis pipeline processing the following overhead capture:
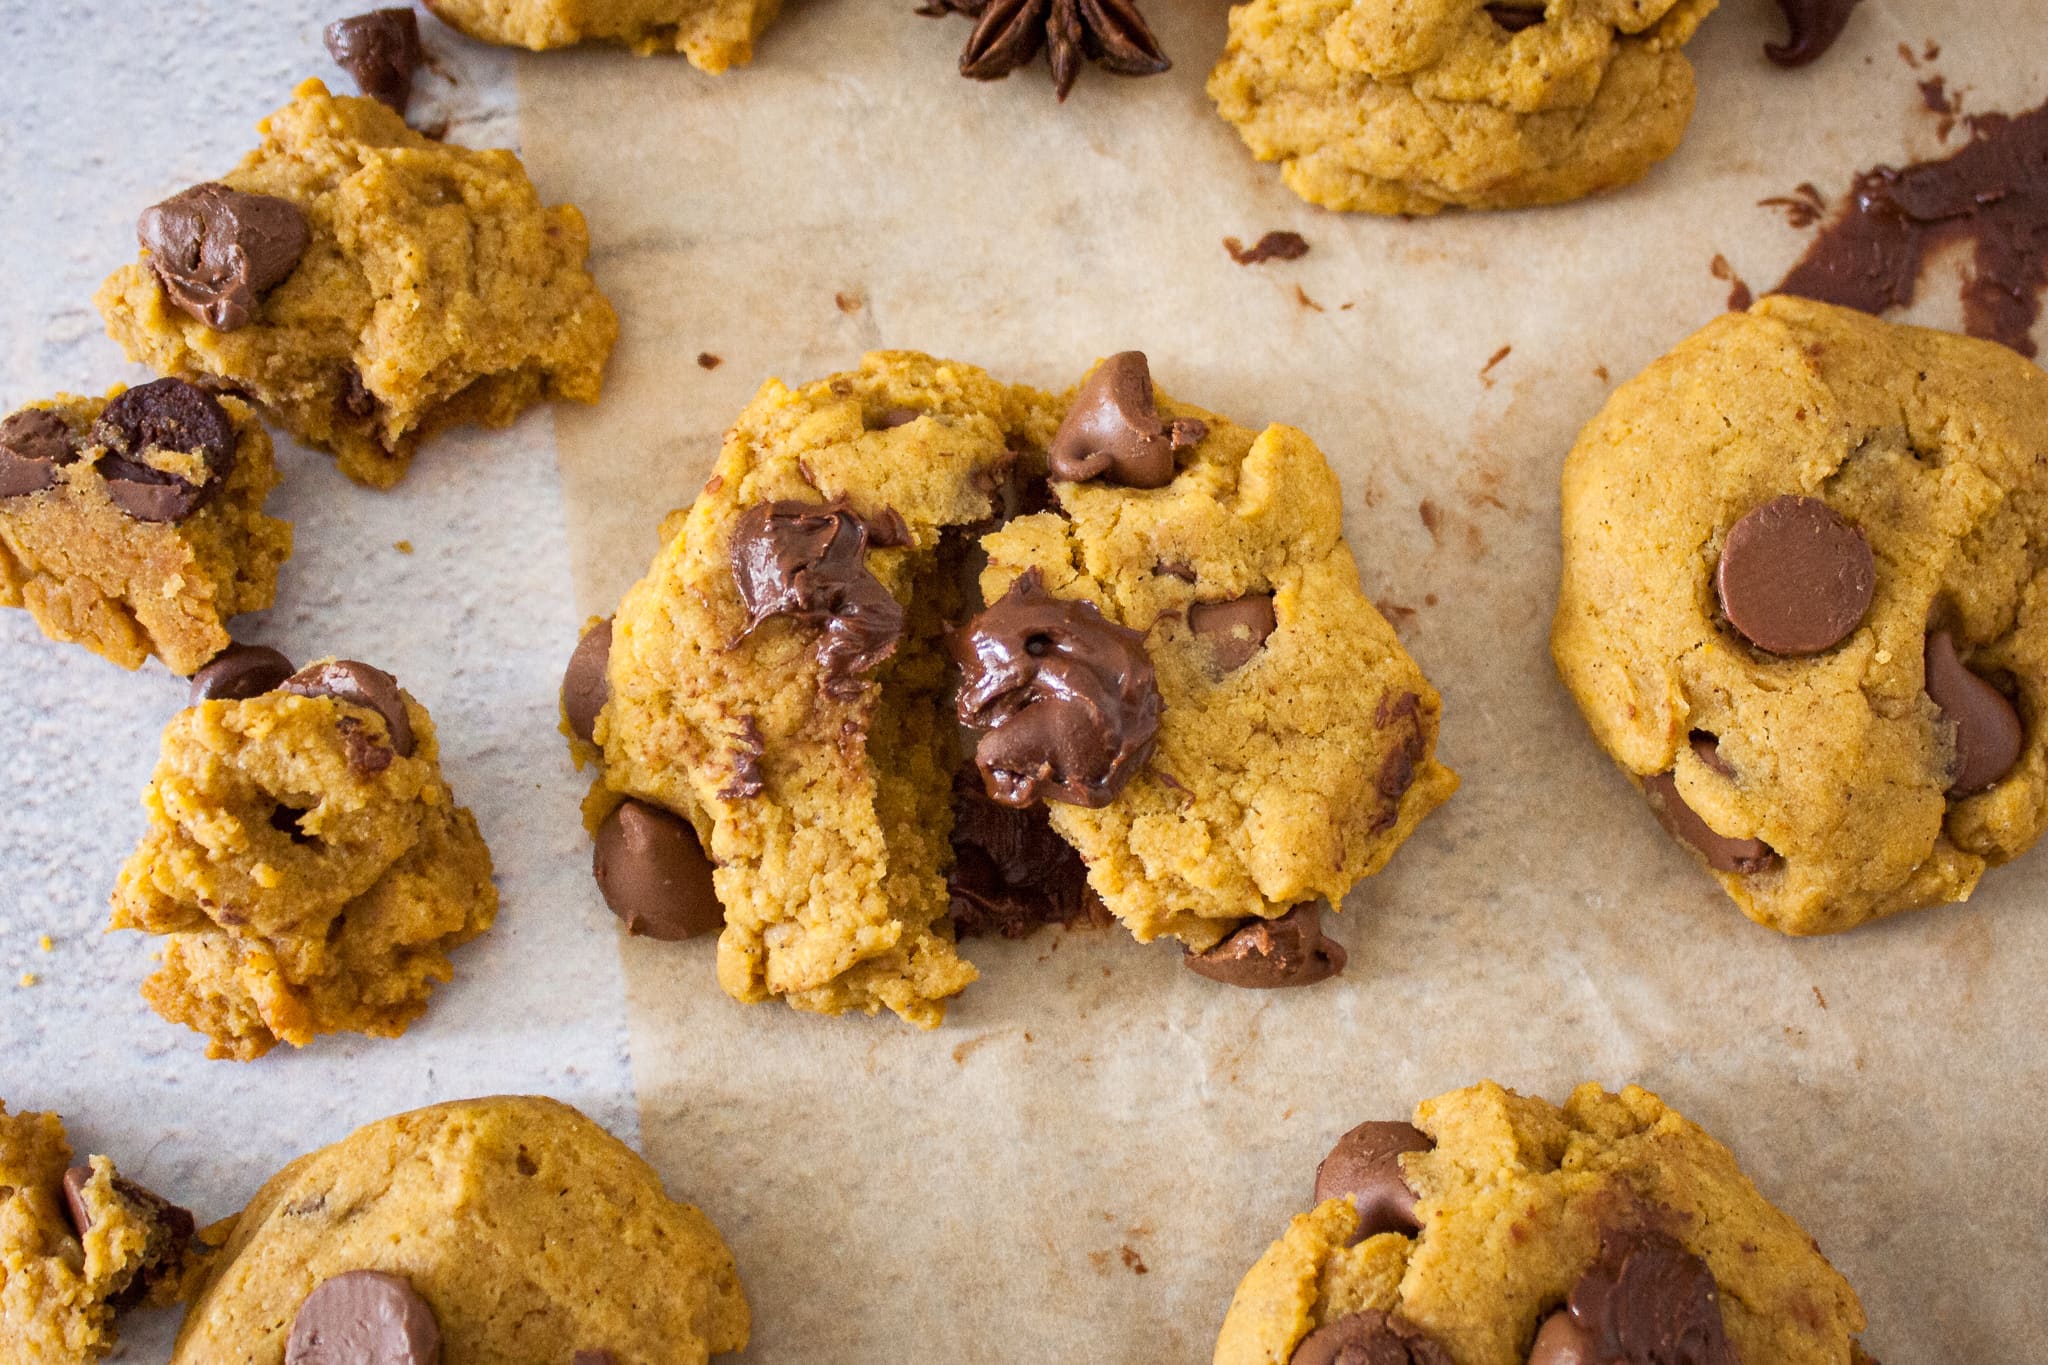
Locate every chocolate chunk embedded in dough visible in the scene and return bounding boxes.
[1189,593,1277,671]
[1182,904,1345,988]
[325,9,425,112]
[89,378,239,523]
[1290,1311,1455,1365]
[1529,1230,1740,1365]
[1643,770,1777,874]
[562,618,613,744]
[951,569,1161,808]
[286,1270,443,1365]
[593,799,724,941]
[1313,1120,1433,1243]
[1924,631,2023,794]
[190,643,296,703]
[281,659,415,758]
[1714,496,1874,655]
[138,183,309,332]
[1048,351,1205,488]
[0,408,77,497]
[730,499,905,699]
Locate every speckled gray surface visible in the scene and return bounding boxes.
[0,3,634,1357]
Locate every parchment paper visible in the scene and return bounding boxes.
[1,0,2043,1362]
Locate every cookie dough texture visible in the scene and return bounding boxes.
[1553,296,2048,934]
[96,80,616,488]
[1,1103,198,1364]
[111,678,496,1059]
[1216,1082,1867,1365]
[584,350,1451,1025]
[425,0,781,71]
[0,389,288,674]
[171,1096,748,1365]
[1208,0,1719,214]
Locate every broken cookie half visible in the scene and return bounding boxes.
[566,350,1455,1026]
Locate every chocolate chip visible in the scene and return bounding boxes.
[1714,495,1874,655]
[562,618,613,744]
[947,765,1099,938]
[1153,561,1197,583]
[1925,631,2023,795]
[1290,1311,1455,1365]
[951,569,1161,808]
[189,643,296,703]
[593,800,724,941]
[337,715,396,777]
[875,407,922,429]
[730,499,905,699]
[325,9,424,112]
[61,1164,198,1307]
[280,660,415,758]
[1765,0,1865,67]
[1643,770,1776,874]
[1313,1121,1433,1243]
[0,408,77,497]
[138,183,309,332]
[60,1165,95,1238]
[1485,3,1546,32]
[1689,732,1735,778]
[1048,351,1205,489]
[286,1270,442,1365]
[1528,1230,1739,1365]
[1183,904,1346,989]
[89,378,237,523]
[1189,593,1277,671]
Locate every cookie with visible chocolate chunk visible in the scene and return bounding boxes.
[0,1100,208,1363]
[96,79,615,488]
[1553,296,2048,934]
[422,0,780,73]
[1214,1082,1870,1365]
[0,380,290,675]
[111,655,496,1060]
[169,1097,747,1365]
[1207,0,1718,214]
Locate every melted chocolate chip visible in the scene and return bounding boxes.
[1290,1311,1455,1365]
[1183,904,1346,989]
[280,660,415,758]
[1924,631,2023,794]
[89,378,237,523]
[0,408,78,498]
[1486,3,1546,33]
[1189,593,1277,671]
[947,766,1100,938]
[592,799,724,941]
[951,569,1161,809]
[1313,1121,1433,1244]
[286,1270,442,1365]
[1643,769,1777,874]
[1715,496,1874,655]
[1777,101,2048,357]
[1527,1231,1739,1365]
[1048,351,1206,488]
[1765,0,1866,67]
[325,9,424,112]
[730,499,905,699]
[562,618,613,744]
[189,643,296,703]
[138,183,309,332]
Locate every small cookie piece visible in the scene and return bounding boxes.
[1553,296,2048,933]
[97,79,616,488]
[977,352,1456,951]
[1,1101,205,1363]
[1213,1082,1870,1365]
[170,1097,748,1365]
[1207,0,1719,214]
[422,0,781,73]
[0,382,290,675]
[110,655,497,1059]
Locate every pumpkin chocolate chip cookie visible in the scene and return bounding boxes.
[565,349,1453,1026]
[96,79,616,488]
[112,652,496,1059]
[1214,1081,1870,1365]
[1208,0,1719,215]
[170,1096,748,1365]
[0,380,290,675]
[1553,296,2048,934]
[1,1100,207,1363]
[423,0,781,73]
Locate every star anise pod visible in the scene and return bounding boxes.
[936,0,1171,102]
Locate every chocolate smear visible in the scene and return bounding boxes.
[730,499,905,699]
[138,183,308,332]
[1224,231,1310,265]
[947,766,1103,938]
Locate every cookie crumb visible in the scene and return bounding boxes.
[835,291,864,314]
[38,934,53,952]
[1224,231,1310,265]
[18,972,36,987]
[697,352,723,370]
[394,539,414,554]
